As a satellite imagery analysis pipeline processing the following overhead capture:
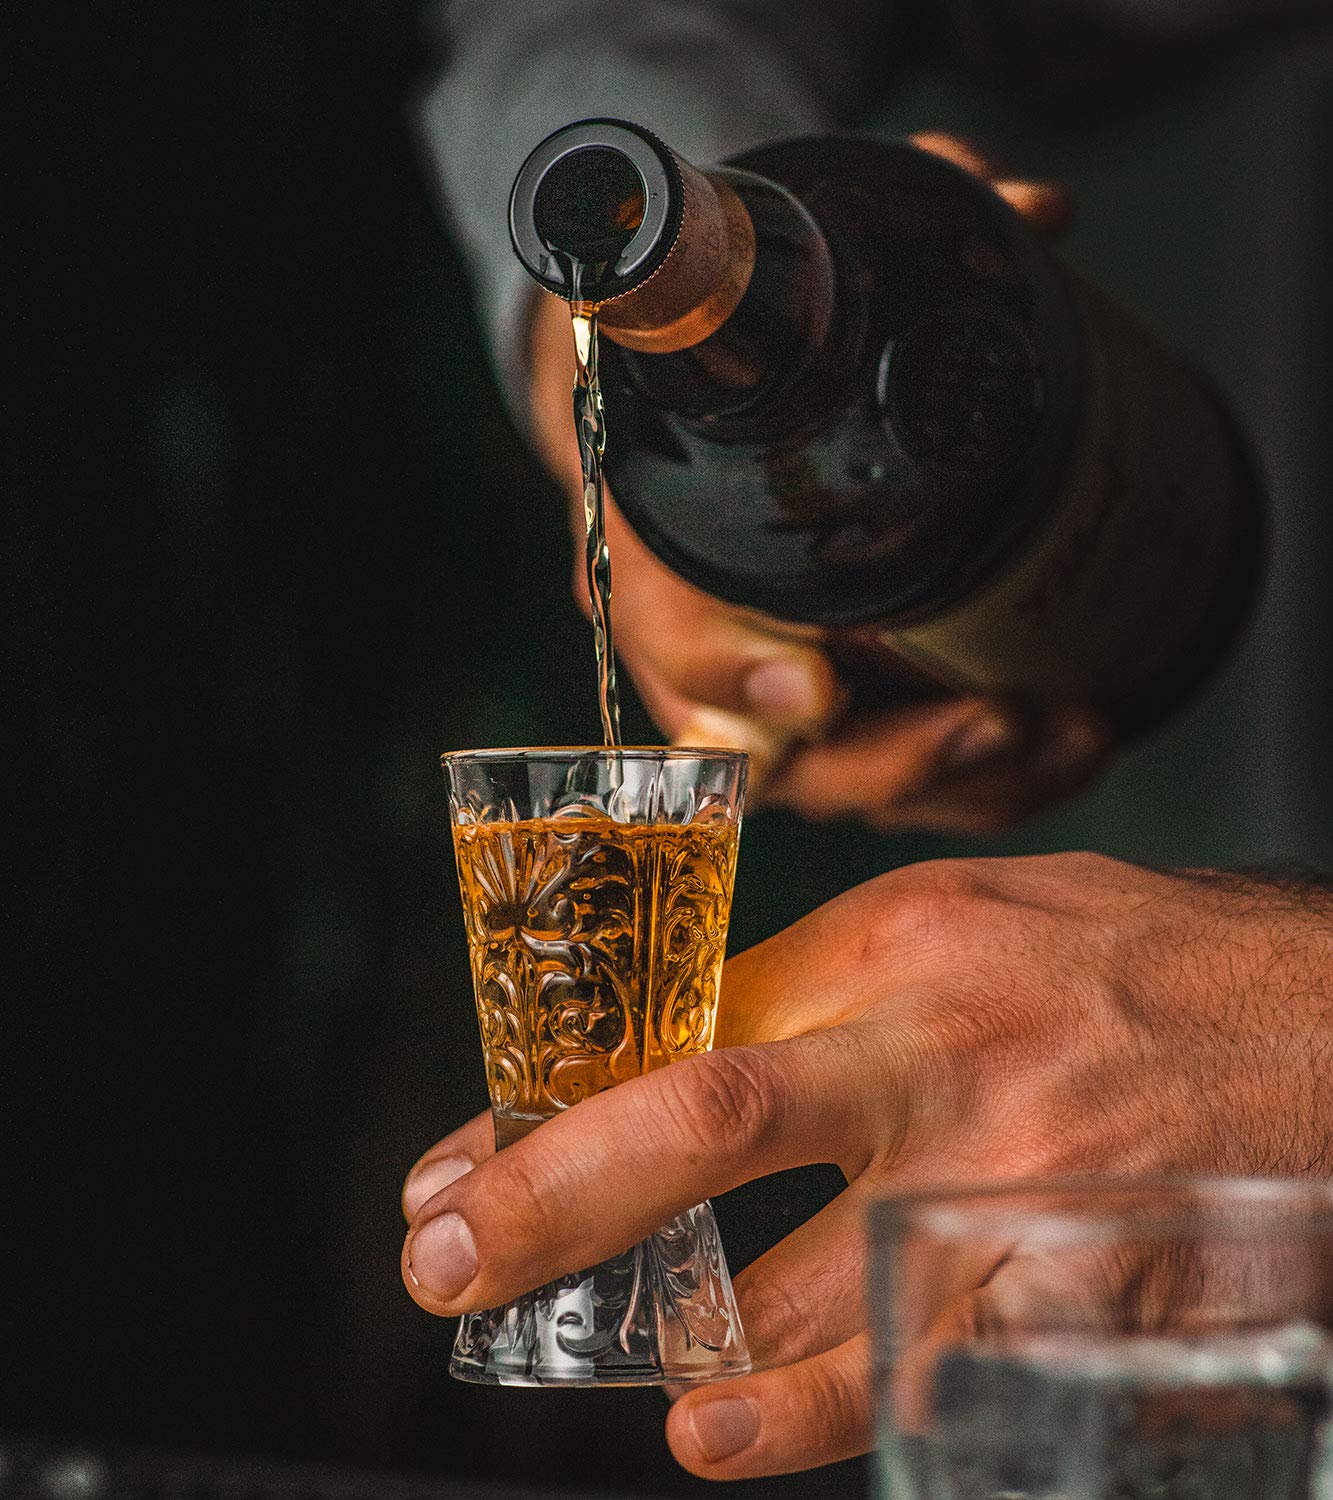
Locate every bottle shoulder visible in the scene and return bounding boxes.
[602,136,1089,626]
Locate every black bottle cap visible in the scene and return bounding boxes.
[509,119,683,301]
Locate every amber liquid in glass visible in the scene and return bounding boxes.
[453,815,738,1148]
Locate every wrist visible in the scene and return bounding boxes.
[1186,868,1333,1173]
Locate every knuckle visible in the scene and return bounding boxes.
[1039,850,1120,879]
[664,1046,782,1163]
[737,1273,810,1366]
[904,857,995,903]
[793,1352,870,1456]
[865,859,996,953]
[483,1149,564,1256]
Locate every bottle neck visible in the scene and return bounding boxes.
[603,168,838,424]
[508,121,841,425]
[591,165,755,352]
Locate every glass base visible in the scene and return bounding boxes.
[449,1201,750,1387]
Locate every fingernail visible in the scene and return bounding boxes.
[404,1156,473,1221]
[941,711,1014,772]
[687,1397,760,1464]
[405,1212,478,1302]
[743,657,825,730]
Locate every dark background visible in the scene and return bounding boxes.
[8,4,1331,1498]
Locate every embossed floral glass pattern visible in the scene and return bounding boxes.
[441,748,751,1386]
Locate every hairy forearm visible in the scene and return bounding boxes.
[1172,865,1333,907]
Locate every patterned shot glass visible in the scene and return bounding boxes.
[440,747,751,1387]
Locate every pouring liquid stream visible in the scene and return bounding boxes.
[571,286,622,749]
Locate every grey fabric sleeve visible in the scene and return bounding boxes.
[416,0,891,426]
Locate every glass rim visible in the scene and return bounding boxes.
[441,746,749,767]
[871,1174,1333,1248]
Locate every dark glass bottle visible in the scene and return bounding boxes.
[509,119,1263,733]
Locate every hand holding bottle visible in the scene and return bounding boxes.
[528,134,1110,832]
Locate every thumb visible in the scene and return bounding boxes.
[721,641,842,738]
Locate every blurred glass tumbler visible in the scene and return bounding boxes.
[440,748,750,1386]
[870,1179,1333,1500]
